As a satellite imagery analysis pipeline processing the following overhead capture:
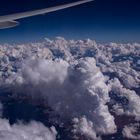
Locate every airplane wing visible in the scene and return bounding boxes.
[0,0,93,29]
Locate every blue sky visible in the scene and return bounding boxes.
[0,0,140,43]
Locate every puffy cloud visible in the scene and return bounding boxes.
[109,61,139,89]
[21,58,69,85]
[122,123,140,140]
[0,101,57,140]
[108,78,140,120]
[0,119,57,140]
[73,117,101,140]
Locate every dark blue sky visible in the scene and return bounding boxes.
[0,0,140,43]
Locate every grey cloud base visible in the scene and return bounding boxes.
[0,37,140,140]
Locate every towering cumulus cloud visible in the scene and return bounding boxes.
[0,37,140,139]
[12,57,116,139]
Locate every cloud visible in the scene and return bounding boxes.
[8,57,116,139]
[0,119,57,140]
[122,123,140,140]
[0,101,57,140]
[108,78,140,120]
[73,117,101,140]
[0,103,3,117]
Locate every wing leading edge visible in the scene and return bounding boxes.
[0,0,93,29]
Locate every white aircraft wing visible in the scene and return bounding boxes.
[0,0,93,29]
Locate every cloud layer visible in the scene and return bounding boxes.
[0,37,140,140]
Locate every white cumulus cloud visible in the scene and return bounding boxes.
[122,123,140,140]
[0,119,57,140]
